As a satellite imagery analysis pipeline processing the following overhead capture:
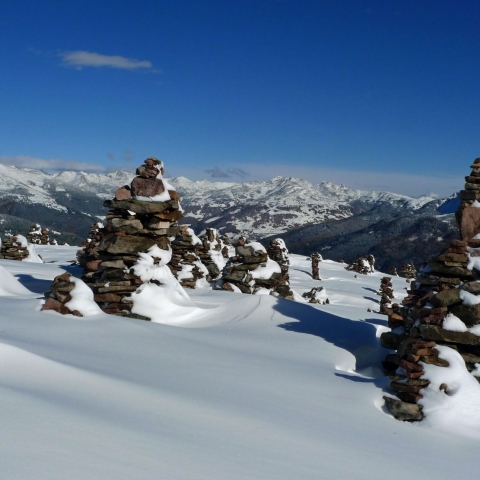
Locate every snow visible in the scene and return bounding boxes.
[250,258,281,279]
[64,277,104,316]
[471,200,480,208]
[1,248,480,478]
[459,289,480,305]
[442,313,468,332]
[420,345,480,438]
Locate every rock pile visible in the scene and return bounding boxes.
[389,266,399,276]
[400,262,416,280]
[77,222,105,267]
[198,228,233,280]
[169,226,209,288]
[267,239,290,275]
[378,277,394,314]
[46,156,183,318]
[302,286,329,304]
[311,252,322,280]
[346,254,375,275]
[220,239,292,298]
[381,158,480,422]
[27,224,50,245]
[0,234,30,260]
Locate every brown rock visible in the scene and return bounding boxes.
[168,190,180,200]
[131,177,165,198]
[430,288,462,307]
[41,298,70,315]
[383,396,423,421]
[115,186,132,200]
[419,324,480,345]
[459,206,480,241]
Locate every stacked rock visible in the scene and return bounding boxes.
[221,238,291,298]
[378,277,394,314]
[47,157,183,318]
[169,226,209,288]
[302,286,329,304]
[457,157,480,240]
[400,262,416,280]
[267,239,290,275]
[27,224,50,245]
[381,160,480,421]
[42,273,80,316]
[197,228,233,281]
[0,235,30,260]
[311,252,322,280]
[77,222,106,267]
[346,255,374,275]
[389,266,399,276]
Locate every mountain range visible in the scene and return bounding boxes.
[0,164,458,269]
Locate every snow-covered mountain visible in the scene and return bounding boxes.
[0,164,455,267]
[172,175,436,238]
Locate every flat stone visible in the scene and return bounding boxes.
[430,288,462,307]
[100,259,127,269]
[104,199,179,215]
[98,233,156,255]
[436,253,469,263]
[94,293,123,303]
[419,324,480,344]
[109,218,144,234]
[41,297,70,315]
[429,260,473,278]
[383,396,423,421]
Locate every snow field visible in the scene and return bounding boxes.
[0,249,479,479]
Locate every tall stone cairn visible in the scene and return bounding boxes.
[49,157,183,318]
[378,277,394,314]
[381,157,480,422]
[267,239,290,275]
[311,252,322,280]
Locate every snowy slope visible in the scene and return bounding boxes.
[0,246,479,479]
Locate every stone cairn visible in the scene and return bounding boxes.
[400,262,416,280]
[77,222,106,268]
[169,226,209,288]
[220,237,292,298]
[198,228,233,280]
[311,252,322,280]
[27,224,50,245]
[302,287,329,304]
[378,277,394,314]
[45,156,183,318]
[381,158,480,421]
[0,234,30,260]
[389,266,399,276]
[346,254,375,275]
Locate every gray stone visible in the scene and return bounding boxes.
[430,288,462,307]
[449,304,480,326]
[104,199,179,215]
[98,234,156,255]
[419,324,480,344]
[383,396,423,421]
[380,331,408,350]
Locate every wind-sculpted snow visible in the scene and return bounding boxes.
[1,248,480,479]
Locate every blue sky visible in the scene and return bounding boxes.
[1,0,479,196]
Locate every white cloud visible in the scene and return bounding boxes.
[0,155,106,173]
[60,51,153,70]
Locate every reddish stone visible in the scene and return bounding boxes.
[131,177,165,197]
[115,185,131,200]
[168,190,180,200]
[71,310,83,317]
[399,359,424,373]
[152,210,183,221]
[86,259,102,272]
[56,272,71,283]
[397,392,423,404]
[41,297,70,315]
[459,206,480,241]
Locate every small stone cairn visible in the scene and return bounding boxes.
[389,266,399,276]
[302,286,329,304]
[169,226,209,288]
[220,237,292,298]
[400,262,416,280]
[45,156,183,318]
[381,158,480,422]
[27,224,50,245]
[378,277,394,314]
[198,228,233,280]
[346,254,375,275]
[0,234,30,260]
[310,252,322,280]
[77,222,105,267]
